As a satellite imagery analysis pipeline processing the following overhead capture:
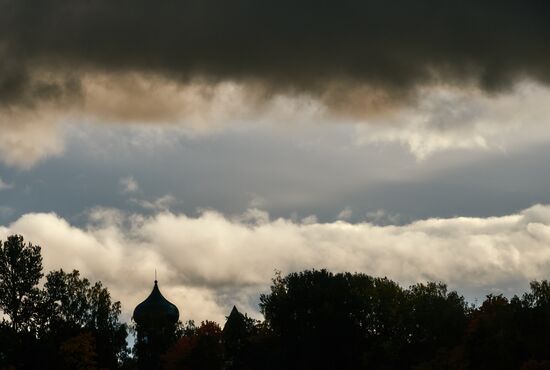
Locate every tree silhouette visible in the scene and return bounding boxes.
[260,269,409,369]
[40,269,128,369]
[403,282,469,367]
[0,235,127,369]
[259,270,473,370]
[59,332,98,370]
[0,235,43,332]
[163,321,224,370]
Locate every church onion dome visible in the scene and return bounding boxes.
[133,280,179,327]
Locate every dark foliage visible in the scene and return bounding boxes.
[163,320,224,370]
[257,270,469,370]
[161,269,550,370]
[0,235,128,370]
[0,235,43,332]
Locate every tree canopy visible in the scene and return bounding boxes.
[0,235,43,332]
[0,235,128,369]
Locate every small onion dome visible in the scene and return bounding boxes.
[133,280,179,327]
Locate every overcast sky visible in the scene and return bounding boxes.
[2,0,550,324]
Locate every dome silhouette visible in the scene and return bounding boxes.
[133,280,179,327]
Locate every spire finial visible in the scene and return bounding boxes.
[155,269,158,284]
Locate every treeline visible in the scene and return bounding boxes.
[167,272,550,370]
[2,235,550,369]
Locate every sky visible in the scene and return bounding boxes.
[2,0,550,324]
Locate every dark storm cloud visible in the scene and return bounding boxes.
[0,60,81,107]
[1,0,550,107]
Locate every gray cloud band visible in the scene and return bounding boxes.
[1,0,550,108]
[2,0,550,168]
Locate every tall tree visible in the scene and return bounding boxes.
[41,269,92,331]
[260,269,409,370]
[403,282,469,367]
[0,235,43,331]
[41,269,128,369]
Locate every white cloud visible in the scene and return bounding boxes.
[0,178,12,191]
[0,109,65,168]
[0,72,324,168]
[119,176,139,193]
[4,76,550,167]
[3,205,550,324]
[337,207,353,220]
[365,209,402,225]
[355,82,550,159]
[301,215,318,225]
[130,195,178,212]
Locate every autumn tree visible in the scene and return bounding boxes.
[163,321,224,370]
[59,332,98,370]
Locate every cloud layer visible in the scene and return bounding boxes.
[2,0,550,106]
[2,204,550,323]
[2,1,550,167]
[355,82,550,158]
